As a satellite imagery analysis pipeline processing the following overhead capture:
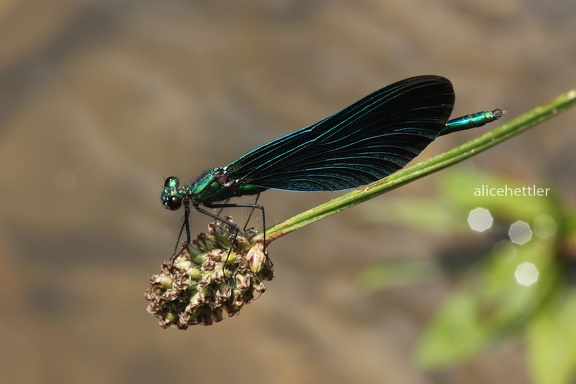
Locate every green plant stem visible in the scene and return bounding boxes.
[254,88,576,243]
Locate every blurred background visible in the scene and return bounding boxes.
[1,0,575,383]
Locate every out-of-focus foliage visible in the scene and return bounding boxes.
[358,168,576,384]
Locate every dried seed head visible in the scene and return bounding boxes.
[144,218,273,329]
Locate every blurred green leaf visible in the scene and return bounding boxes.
[417,236,558,367]
[352,198,467,235]
[527,289,576,384]
[564,210,576,235]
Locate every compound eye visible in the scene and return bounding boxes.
[165,195,182,211]
[164,176,179,188]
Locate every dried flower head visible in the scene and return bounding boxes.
[145,218,273,329]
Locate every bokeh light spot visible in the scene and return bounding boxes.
[467,207,493,232]
[508,221,532,245]
[534,215,557,239]
[514,262,539,286]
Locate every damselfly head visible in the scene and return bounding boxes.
[161,176,183,211]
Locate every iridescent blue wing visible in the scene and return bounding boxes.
[225,75,455,192]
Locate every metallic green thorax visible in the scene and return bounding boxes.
[161,167,268,211]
